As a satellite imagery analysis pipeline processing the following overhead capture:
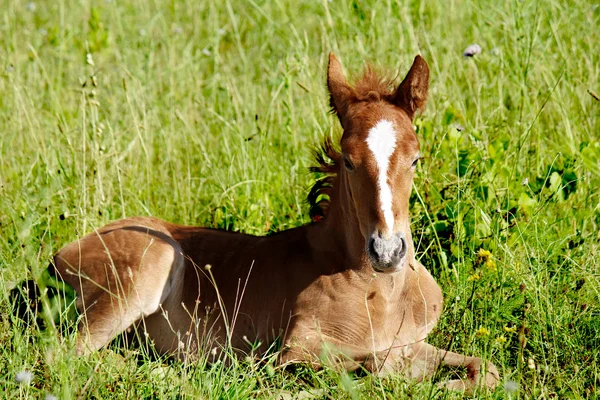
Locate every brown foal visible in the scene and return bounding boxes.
[53,53,499,392]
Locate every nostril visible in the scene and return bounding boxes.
[368,237,377,257]
[396,237,407,258]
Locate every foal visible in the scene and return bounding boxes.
[53,54,499,391]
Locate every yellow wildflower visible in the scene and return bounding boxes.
[504,325,517,333]
[495,335,507,345]
[477,248,492,259]
[468,273,482,282]
[485,258,497,271]
[476,327,490,336]
[477,248,496,270]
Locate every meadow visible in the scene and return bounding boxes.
[1,0,599,398]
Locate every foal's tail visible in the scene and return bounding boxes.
[7,260,77,332]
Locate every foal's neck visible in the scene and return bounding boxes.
[308,175,416,279]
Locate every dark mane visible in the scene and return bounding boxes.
[307,137,341,220]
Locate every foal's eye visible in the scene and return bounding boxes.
[343,157,355,171]
[411,157,421,168]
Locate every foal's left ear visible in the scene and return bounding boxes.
[391,55,429,120]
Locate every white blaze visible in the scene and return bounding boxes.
[366,119,397,234]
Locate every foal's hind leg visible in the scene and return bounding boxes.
[54,219,185,355]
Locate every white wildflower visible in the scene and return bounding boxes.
[16,370,34,385]
[463,44,482,57]
[504,380,519,394]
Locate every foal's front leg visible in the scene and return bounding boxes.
[279,333,499,393]
[405,341,500,393]
[279,333,390,372]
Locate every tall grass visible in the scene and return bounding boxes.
[1,0,598,398]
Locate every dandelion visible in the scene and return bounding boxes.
[476,326,490,336]
[16,370,34,385]
[527,357,536,370]
[504,325,517,333]
[463,44,482,57]
[467,273,481,282]
[204,264,212,271]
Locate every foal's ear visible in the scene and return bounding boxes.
[392,55,429,120]
[327,53,355,118]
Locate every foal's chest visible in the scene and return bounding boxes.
[296,273,422,351]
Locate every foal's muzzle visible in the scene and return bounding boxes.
[367,231,407,272]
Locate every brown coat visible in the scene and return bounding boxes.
[54,54,499,393]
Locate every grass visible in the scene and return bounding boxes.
[1,0,599,398]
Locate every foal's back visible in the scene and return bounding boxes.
[54,216,319,356]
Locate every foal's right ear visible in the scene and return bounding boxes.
[327,53,355,118]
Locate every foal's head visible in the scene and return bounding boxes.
[327,54,429,273]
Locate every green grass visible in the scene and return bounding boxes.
[1,0,599,398]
